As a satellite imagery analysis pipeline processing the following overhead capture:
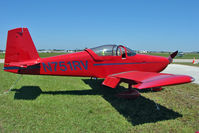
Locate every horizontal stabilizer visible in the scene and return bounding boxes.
[5,59,40,68]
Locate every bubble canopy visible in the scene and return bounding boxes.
[90,44,136,57]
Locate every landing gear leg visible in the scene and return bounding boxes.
[116,83,140,99]
[90,77,98,80]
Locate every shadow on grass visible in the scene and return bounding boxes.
[11,79,182,125]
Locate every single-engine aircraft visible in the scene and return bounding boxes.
[4,28,194,98]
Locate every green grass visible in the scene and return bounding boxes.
[0,53,4,59]
[38,53,67,58]
[145,52,170,57]
[0,64,199,132]
[145,52,199,59]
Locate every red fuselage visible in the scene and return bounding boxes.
[16,49,169,78]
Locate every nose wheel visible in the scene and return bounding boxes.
[116,83,140,99]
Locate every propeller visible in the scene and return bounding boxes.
[168,50,178,63]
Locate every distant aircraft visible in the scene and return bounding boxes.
[4,28,194,99]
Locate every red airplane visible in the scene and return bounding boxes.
[4,28,194,98]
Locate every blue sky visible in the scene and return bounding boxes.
[0,0,198,51]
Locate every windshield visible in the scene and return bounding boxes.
[126,47,136,56]
[90,45,136,56]
[91,45,117,56]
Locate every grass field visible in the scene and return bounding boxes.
[0,53,4,59]
[146,52,199,59]
[0,64,199,132]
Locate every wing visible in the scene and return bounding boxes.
[102,71,194,89]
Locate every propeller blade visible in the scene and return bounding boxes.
[170,50,178,59]
[168,50,178,63]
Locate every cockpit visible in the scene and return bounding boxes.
[90,44,136,57]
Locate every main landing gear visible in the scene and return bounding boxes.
[116,83,140,99]
[90,77,98,80]
[151,87,163,91]
[116,83,161,110]
[116,83,163,99]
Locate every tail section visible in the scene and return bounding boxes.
[4,28,40,73]
[5,28,39,64]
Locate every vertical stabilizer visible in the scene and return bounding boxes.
[4,28,39,64]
